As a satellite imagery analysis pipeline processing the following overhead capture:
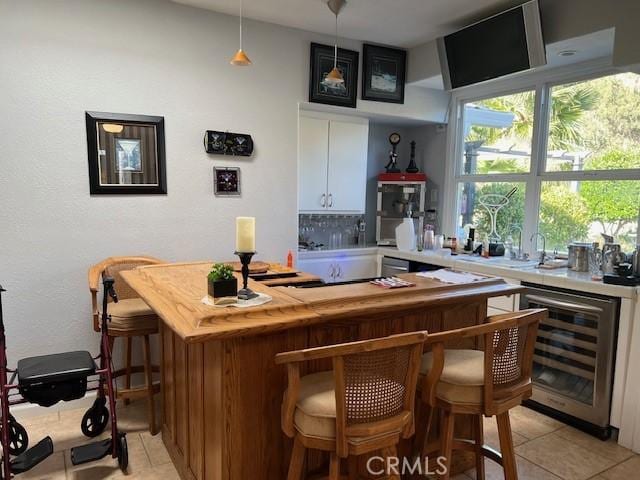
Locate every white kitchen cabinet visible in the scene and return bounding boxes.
[298,114,368,214]
[298,252,378,283]
[298,116,329,212]
[327,120,368,212]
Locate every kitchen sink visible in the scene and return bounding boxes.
[457,256,540,269]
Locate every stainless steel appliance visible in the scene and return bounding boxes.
[632,245,640,276]
[376,177,426,246]
[601,243,626,274]
[381,257,409,277]
[520,283,619,438]
[567,243,593,272]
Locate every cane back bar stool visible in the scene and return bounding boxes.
[276,331,429,480]
[88,256,164,435]
[417,309,545,480]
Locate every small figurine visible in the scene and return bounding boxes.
[406,140,419,173]
[385,132,401,173]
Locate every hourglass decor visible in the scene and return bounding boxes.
[204,131,254,156]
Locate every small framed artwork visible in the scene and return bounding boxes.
[309,42,359,108]
[362,44,407,104]
[85,111,167,194]
[213,167,241,196]
[204,131,254,156]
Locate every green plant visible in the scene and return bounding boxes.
[208,263,234,282]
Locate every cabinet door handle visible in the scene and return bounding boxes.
[328,193,333,207]
[337,264,342,278]
[328,264,335,280]
[320,193,326,207]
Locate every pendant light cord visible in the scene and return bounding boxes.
[334,12,338,68]
[239,0,244,50]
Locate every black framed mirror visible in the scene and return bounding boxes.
[85,111,167,195]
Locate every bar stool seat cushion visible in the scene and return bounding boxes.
[100,298,158,334]
[420,349,485,404]
[293,370,404,441]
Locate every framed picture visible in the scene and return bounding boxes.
[362,44,407,104]
[309,42,359,108]
[213,167,241,196]
[204,131,254,156]
[85,111,167,194]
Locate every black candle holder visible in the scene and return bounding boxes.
[234,251,259,300]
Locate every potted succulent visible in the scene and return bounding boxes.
[207,263,238,304]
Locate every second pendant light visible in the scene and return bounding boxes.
[322,0,346,86]
[230,0,251,66]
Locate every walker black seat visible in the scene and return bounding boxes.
[17,351,96,407]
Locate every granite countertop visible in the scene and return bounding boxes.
[384,248,639,299]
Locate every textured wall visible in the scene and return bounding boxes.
[0,0,448,363]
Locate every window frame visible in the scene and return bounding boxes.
[442,58,640,253]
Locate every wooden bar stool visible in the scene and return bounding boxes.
[416,309,545,480]
[276,331,428,480]
[88,256,164,435]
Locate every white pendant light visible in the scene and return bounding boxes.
[322,0,346,86]
[230,0,252,66]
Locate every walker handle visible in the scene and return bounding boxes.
[103,277,118,304]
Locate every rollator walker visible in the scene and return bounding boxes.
[0,278,128,478]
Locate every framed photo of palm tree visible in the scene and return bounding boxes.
[362,44,407,104]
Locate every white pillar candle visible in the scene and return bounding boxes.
[236,217,256,252]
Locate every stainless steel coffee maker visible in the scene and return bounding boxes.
[601,243,627,274]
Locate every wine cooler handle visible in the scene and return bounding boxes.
[525,294,603,314]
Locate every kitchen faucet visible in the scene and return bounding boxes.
[530,232,547,266]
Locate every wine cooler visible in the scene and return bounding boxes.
[519,283,619,438]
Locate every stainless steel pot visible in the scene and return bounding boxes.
[567,243,592,272]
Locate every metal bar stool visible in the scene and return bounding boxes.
[277,331,428,480]
[416,309,545,480]
[88,256,164,435]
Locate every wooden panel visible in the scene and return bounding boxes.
[187,344,204,480]
[175,337,188,458]
[222,329,307,480]
[203,342,223,480]
[162,323,176,444]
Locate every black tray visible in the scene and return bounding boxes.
[603,274,640,286]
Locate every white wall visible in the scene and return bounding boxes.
[0,0,446,362]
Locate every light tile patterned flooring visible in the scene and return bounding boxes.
[9,402,640,479]
[11,399,178,479]
[458,406,639,480]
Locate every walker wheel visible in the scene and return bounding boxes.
[81,398,109,438]
[117,433,128,472]
[2,416,28,456]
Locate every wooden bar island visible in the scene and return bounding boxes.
[122,262,522,480]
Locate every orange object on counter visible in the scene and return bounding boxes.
[286,250,293,268]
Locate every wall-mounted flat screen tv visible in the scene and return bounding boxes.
[437,0,546,90]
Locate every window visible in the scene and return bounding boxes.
[449,70,640,254]
[462,91,534,175]
[457,182,526,240]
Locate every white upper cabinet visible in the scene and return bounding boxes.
[298,113,368,214]
[298,116,329,211]
[327,120,368,213]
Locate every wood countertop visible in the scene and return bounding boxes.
[121,262,523,343]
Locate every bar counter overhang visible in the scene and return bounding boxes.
[122,262,523,479]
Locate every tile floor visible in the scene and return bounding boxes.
[8,402,639,479]
[10,400,178,479]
